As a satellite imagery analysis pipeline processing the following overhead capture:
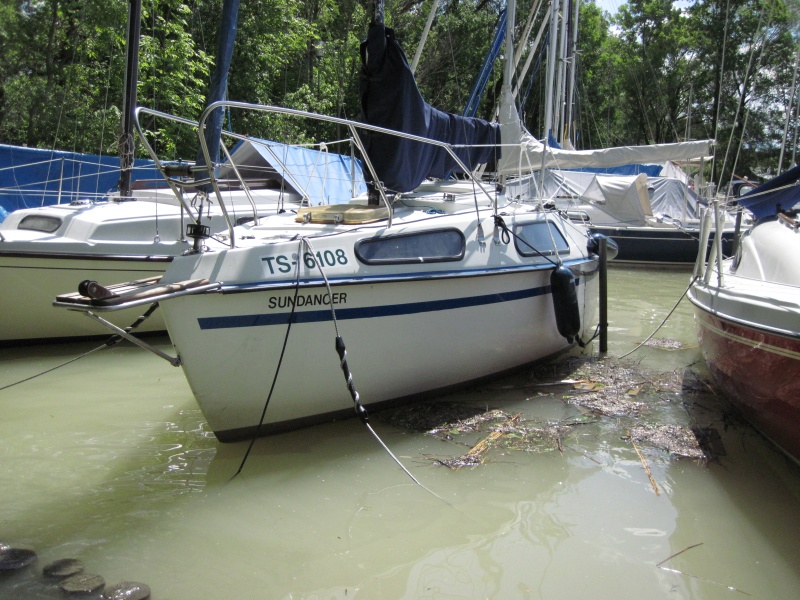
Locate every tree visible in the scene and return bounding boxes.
[689,0,796,184]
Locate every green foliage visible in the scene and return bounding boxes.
[0,0,797,184]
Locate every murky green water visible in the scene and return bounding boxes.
[1,267,799,599]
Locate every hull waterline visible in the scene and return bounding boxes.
[694,308,800,462]
[162,254,599,441]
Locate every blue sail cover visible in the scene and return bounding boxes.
[224,139,366,205]
[545,134,663,177]
[0,144,159,222]
[358,24,501,193]
[737,165,800,220]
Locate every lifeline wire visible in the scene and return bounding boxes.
[618,275,699,360]
[0,303,160,393]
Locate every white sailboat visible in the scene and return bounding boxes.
[54,1,610,441]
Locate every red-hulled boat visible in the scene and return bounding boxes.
[689,170,800,464]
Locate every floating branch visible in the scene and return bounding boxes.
[630,433,660,496]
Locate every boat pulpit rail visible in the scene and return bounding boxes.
[135,102,499,250]
[133,107,261,243]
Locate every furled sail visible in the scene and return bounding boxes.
[497,88,713,174]
[358,23,501,193]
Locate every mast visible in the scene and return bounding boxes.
[779,42,800,174]
[543,0,558,140]
[118,0,142,199]
[369,0,385,25]
[196,0,241,176]
[554,0,568,144]
[564,0,580,147]
[502,0,517,93]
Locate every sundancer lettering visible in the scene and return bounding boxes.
[268,293,348,309]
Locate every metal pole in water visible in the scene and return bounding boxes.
[599,235,608,353]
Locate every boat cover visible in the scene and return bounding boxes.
[497,88,713,174]
[0,144,159,222]
[737,164,800,220]
[221,139,367,205]
[542,170,700,224]
[358,23,501,193]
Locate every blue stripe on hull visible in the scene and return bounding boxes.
[198,282,561,330]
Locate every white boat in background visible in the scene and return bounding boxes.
[0,138,363,344]
[689,166,800,463]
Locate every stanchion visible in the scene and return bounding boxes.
[599,235,608,353]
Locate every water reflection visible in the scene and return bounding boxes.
[1,269,799,598]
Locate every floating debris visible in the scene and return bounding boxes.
[43,558,84,578]
[59,572,105,594]
[436,415,521,469]
[626,424,707,461]
[103,581,151,600]
[532,356,651,417]
[643,338,688,350]
[0,547,37,571]
[383,356,727,468]
[381,401,497,434]
[565,389,647,417]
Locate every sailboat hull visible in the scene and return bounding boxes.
[163,264,598,441]
[592,226,735,265]
[689,216,800,463]
[693,308,800,462]
[0,253,171,343]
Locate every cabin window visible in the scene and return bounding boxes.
[355,229,465,264]
[17,215,62,233]
[514,220,570,257]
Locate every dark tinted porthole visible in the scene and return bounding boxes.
[514,220,570,257]
[18,215,62,233]
[356,229,465,264]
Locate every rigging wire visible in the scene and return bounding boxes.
[710,0,731,188]
[717,0,771,196]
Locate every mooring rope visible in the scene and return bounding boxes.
[230,237,438,496]
[0,303,160,393]
[229,243,304,481]
[300,237,452,502]
[619,275,699,360]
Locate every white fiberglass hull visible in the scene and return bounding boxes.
[0,253,171,343]
[0,189,297,343]
[151,207,600,441]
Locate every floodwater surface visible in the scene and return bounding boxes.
[1,267,799,599]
